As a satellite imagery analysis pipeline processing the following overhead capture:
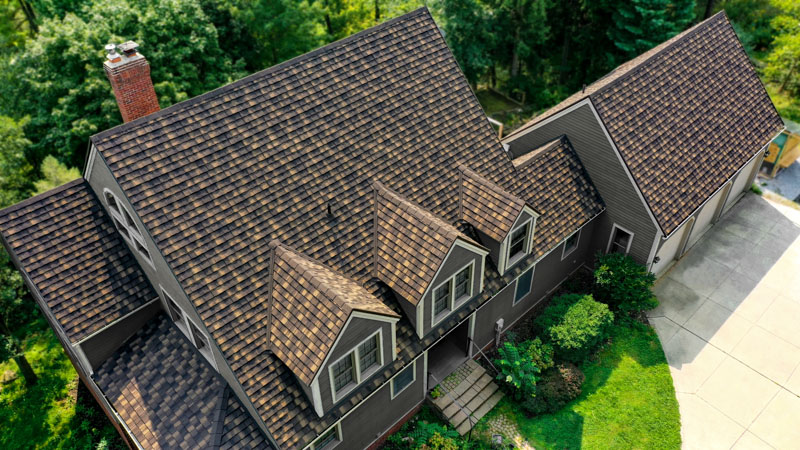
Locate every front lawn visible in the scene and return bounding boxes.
[0,319,123,449]
[477,322,680,449]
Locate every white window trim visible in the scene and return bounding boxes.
[390,360,417,399]
[512,265,535,306]
[159,286,217,370]
[606,223,635,255]
[560,229,581,260]
[431,261,475,327]
[328,329,384,404]
[310,422,342,450]
[505,218,533,271]
[103,188,155,269]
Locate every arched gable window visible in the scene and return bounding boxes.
[103,189,154,268]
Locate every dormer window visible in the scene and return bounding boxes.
[103,189,154,268]
[507,219,532,267]
[329,330,384,402]
[432,262,475,325]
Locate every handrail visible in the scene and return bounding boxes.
[428,372,475,434]
[469,338,499,375]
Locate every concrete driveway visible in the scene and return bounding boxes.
[647,193,800,449]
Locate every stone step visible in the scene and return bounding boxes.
[452,368,484,397]
[456,391,504,436]
[443,373,493,419]
[452,382,499,428]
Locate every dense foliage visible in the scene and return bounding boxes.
[535,293,614,363]
[494,337,553,403]
[524,362,585,415]
[593,253,658,315]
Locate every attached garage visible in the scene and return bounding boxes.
[651,219,692,276]
[723,151,762,212]
[686,182,730,250]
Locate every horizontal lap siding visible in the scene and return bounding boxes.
[339,356,425,449]
[473,217,597,349]
[506,104,658,265]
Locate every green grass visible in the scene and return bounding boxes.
[0,319,123,449]
[475,89,521,116]
[477,322,681,449]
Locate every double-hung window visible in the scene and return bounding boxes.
[104,189,155,268]
[330,330,383,402]
[506,220,531,268]
[161,287,217,369]
[390,360,417,399]
[432,263,474,325]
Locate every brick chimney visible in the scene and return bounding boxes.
[104,41,160,123]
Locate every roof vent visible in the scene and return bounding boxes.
[105,44,121,63]
[326,201,334,218]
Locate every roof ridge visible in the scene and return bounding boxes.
[373,180,462,240]
[458,164,525,203]
[512,136,565,169]
[507,11,727,138]
[0,177,86,218]
[588,11,728,98]
[91,7,431,145]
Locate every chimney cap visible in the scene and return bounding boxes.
[118,41,139,56]
[105,43,121,62]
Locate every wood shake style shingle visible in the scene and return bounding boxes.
[458,165,530,242]
[373,181,484,305]
[94,314,270,450]
[0,9,608,447]
[508,11,784,235]
[0,179,157,342]
[268,241,398,386]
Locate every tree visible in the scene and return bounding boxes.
[490,0,549,80]
[0,116,36,386]
[234,0,326,69]
[33,155,79,194]
[0,0,244,170]
[439,0,492,89]
[605,0,694,61]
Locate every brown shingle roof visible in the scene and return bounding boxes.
[513,136,605,252]
[459,165,529,242]
[373,181,483,306]
[73,8,602,447]
[268,241,398,385]
[507,12,783,235]
[94,313,271,449]
[0,179,157,342]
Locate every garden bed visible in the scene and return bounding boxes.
[474,322,680,449]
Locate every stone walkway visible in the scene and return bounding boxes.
[648,193,800,449]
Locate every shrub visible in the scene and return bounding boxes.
[535,293,614,363]
[523,363,585,415]
[494,338,553,401]
[386,419,460,449]
[593,253,658,315]
[750,183,763,195]
[423,432,460,450]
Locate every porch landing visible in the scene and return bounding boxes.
[431,359,504,435]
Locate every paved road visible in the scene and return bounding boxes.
[647,193,800,449]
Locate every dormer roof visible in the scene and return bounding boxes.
[373,181,485,306]
[458,164,536,242]
[268,241,398,386]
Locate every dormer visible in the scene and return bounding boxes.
[266,241,400,418]
[458,165,539,274]
[372,182,488,338]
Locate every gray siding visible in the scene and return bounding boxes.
[80,300,161,369]
[505,104,659,264]
[84,147,270,438]
[421,243,484,336]
[336,356,425,450]
[317,318,393,411]
[473,217,598,349]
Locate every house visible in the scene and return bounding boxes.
[503,12,784,276]
[0,8,781,450]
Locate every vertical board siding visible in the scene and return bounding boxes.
[506,104,659,264]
